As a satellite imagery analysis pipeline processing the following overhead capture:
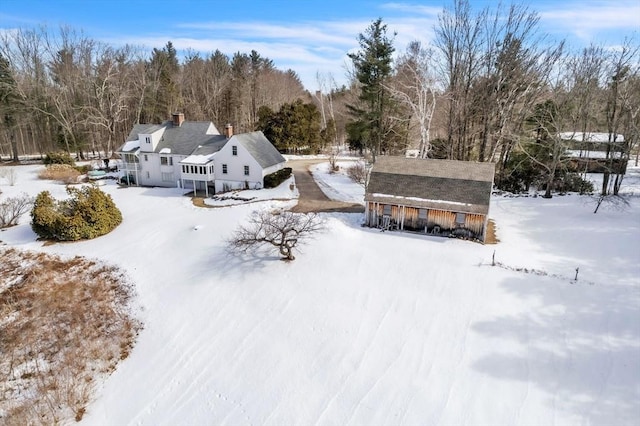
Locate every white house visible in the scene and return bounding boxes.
[117,114,286,195]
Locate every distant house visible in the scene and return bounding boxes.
[559,132,626,173]
[364,156,495,242]
[117,113,286,196]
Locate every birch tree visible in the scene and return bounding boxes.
[390,41,438,158]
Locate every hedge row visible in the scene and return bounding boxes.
[264,167,292,188]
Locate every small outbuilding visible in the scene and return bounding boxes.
[364,156,495,242]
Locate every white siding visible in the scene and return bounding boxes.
[213,142,263,193]
[138,127,166,153]
[138,153,184,187]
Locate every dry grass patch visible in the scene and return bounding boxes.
[0,247,142,424]
[485,219,499,244]
[38,164,82,184]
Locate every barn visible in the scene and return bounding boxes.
[364,156,495,242]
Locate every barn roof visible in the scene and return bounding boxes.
[365,156,495,215]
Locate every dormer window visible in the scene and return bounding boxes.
[145,136,151,144]
[232,145,237,156]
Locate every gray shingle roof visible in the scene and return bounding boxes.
[120,121,220,155]
[156,122,220,155]
[190,135,228,156]
[118,122,285,170]
[124,123,165,142]
[365,156,495,215]
[232,131,286,168]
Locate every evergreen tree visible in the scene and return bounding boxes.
[144,41,180,123]
[259,100,322,154]
[347,18,396,161]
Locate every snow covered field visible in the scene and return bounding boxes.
[0,161,638,426]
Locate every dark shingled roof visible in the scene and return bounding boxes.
[365,156,495,215]
[121,121,220,155]
[190,135,228,156]
[231,131,286,168]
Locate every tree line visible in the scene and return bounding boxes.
[346,1,639,197]
[1,0,638,197]
[0,26,308,160]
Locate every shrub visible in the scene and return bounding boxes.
[39,164,82,183]
[31,185,122,241]
[44,151,75,166]
[0,193,34,228]
[346,161,367,186]
[264,167,292,188]
[560,173,594,194]
[75,164,91,174]
[0,167,17,185]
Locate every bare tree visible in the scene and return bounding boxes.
[228,210,325,261]
[0,166,17,185]
[591,192,630,214]
[602,38,640,195]
[389,41,438,158]
[346,160,368,186]
[0,193,33,227]
[434,0,484,160]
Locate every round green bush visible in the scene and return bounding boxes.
[43,151,75,166]
[31,186,122,241]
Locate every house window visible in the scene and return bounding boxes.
[146,171,150,179]
[190,165,195,174]
[232,145,238,156]
[169,157,173,166]
[244,165,250,176]
[181,165,186,173]
[456,212,466,224]
[222,164,228,174]
[200,166,205,175]
[160,157,168,165]
[145,136,151,144]
[161,172,173,182]
[144,154,148,161]
[209,165,214,174]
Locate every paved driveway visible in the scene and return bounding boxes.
[288,159,365,213]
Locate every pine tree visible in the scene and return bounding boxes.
[347,18,396,162]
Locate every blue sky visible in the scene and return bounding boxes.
[1,0,638,90]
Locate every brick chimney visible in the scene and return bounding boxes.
[172,112,185,127]
[225,123,233,138]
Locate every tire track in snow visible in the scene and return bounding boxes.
[314,283,395,425]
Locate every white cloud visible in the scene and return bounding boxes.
[381,2,442,16]
[539,1,640,41]
[95,2,635,91]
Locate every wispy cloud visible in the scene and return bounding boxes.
[177,21,358,47]
[12,1,633,91]
[539,1,640,41]
[381,2,442,17]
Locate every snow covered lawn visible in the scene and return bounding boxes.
[0,162,638,425]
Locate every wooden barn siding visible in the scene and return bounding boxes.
[368,203,402,225]
[368,202,485,234]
